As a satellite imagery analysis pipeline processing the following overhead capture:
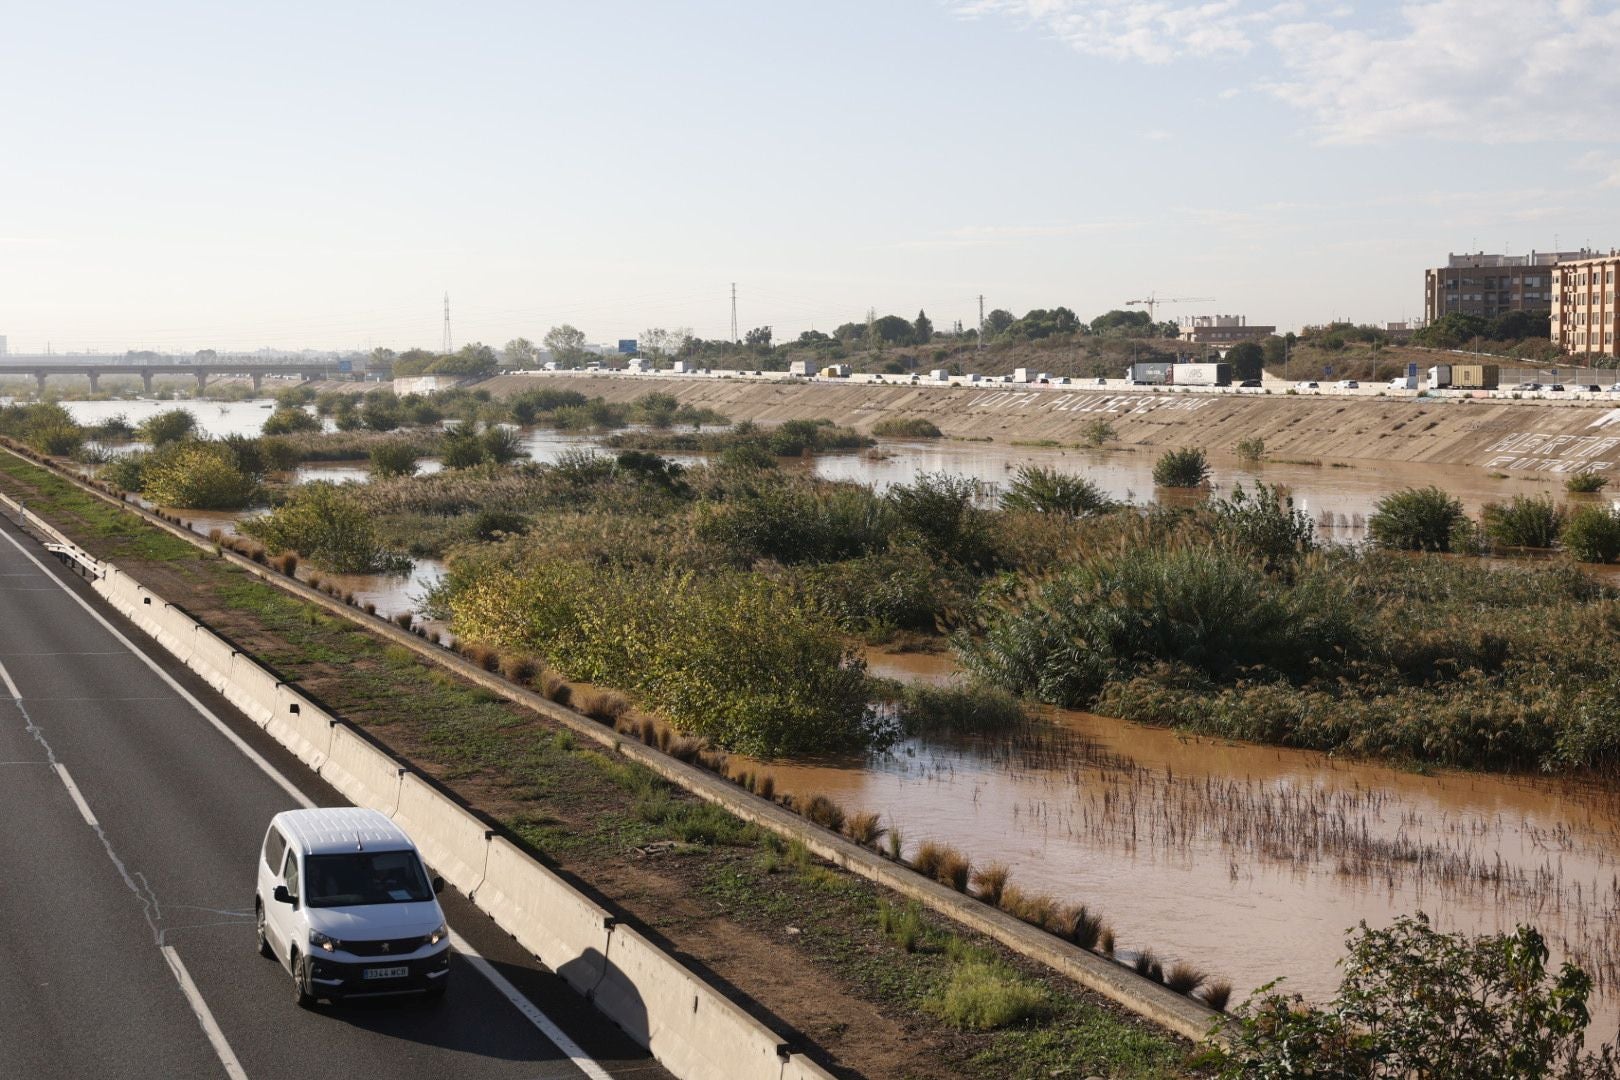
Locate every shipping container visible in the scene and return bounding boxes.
[1127,361,1175,384]
[1426,363,1498,389]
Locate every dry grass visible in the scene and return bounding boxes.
[936,848,972,892]
[755,773,775,801]
[802,793,847,832]
[576,688,630,723]
[845,810,886,847]
[498,653,540,686]
[1055,904,1108,951]
[1164,961,1208,995]
[912,840,947,879]
[1133,949,1164,984]
[539,672,572,706]
[972,863,1010,907]
[1200,979,1233,1012]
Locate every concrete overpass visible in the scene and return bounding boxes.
[0,358,346,395]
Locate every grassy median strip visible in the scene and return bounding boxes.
[0,447,1207,1079]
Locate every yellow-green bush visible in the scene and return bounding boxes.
[443,555,874,755]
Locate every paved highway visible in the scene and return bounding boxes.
[0,513,669,1079]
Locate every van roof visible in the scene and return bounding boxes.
[273,807,413,857]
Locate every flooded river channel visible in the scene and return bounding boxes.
[60,397,1620,1026]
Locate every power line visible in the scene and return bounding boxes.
[730,282,738,343]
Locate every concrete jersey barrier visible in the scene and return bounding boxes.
[475,838,612,996]
[390,773,491,898]
[320,725,405,817]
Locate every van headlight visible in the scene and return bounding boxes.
[426,923,448,947]
[309,930,341,954]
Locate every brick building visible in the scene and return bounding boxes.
[1423,250,1592,324]
[1178,315,1274,347]
[1551,252,1620,359]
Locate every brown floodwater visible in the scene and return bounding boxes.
[751,649,1620,1033]
[110,413,1620,1029]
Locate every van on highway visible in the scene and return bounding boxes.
[256,808,451,1007]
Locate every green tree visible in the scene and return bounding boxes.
[744,325,773,348]
[983,309,1016,337]
[1219,914,1617,1079]
[502,337,538,368]
[138,409,198,446]
[871,314,915,345]
[1088,309,1153,336]
[543,324,590,367]
[429,343,498,376]
[1226,341,1264,380]
[913,309,934,343]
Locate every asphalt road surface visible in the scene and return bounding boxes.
[0,512,670,1080]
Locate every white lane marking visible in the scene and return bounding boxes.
[0,520,613,1078]
[53,763,99,827]
[163,946,250,1080]
[449,929,616,1080]
[0,524,311,808]
[0,653,246,1080]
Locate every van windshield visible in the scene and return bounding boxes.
[305,851,432,907]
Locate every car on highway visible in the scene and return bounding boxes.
[257,807,451,1007]
[1334,379,1360,389]
[1296,381,1319,390]
[1522,382,1544,391]
[1549,384,1566,392]
[1580,384,1603,393]
[1239,378,1262,388]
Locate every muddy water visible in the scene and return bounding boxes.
[819,440,1612,542]
[752,650,1620,1029]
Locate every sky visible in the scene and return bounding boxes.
[3,0,1620,354]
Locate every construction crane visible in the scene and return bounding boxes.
[1124,294,1215,323]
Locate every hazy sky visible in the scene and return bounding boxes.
[4,0,1619,353]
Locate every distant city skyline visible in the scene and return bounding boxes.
[3,1,1618,352]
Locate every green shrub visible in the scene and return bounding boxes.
[1369,486,1464,551]
[927,961,1049,1031]
[360,392,404,432]
[443,556,875,755]
[368,440,419,478]
[871,416,943,439]
[0,403,85,456]
[884,682,1028,736]
[440,428,489,469]
[697,483,891,564]
[1209,481,1314,563]
[1000,466,1114,518]
[1561,505,1620,563]
[101,453,147,491]
[1481,495,1566,548]
[888,472,996,567]
[137,408,198,446]
[509,388,587,425]
[1151,447,1210,488]
[482,425,526,465]
[1079,418,1115,448]
[1234,436,1265,462]
[139,441,260,509]
[241,481,407,573]
[1566,470,1609,493]
[802,552,952,633]
[260,408,322,435]
[1219,915,1616,1079]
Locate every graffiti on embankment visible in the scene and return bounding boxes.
[1478,412,1620,473]
[961,391,1216,415]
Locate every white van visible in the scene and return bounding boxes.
[256,807,451,1006]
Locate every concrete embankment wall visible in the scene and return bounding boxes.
[481,373,1620,475]
[0,445,1225,1046]
[0,487,834,1080]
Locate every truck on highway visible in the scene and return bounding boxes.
[1171,362,1232,387]
[1124,361,1230,386]
[1426,363,1499,390]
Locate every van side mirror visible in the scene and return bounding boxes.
[432,876,444,895]
[273,885,293,905]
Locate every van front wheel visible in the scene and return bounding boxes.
[255,901,273,959]
[291,952,315,1009]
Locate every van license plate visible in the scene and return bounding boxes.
[363,966,409,980]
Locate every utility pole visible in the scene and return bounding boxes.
[977,295,985,351]
[730,283,738,344]
[442,293,452,354]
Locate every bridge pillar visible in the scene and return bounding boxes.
[251,372,263,394]
[87,371,100,394]
[141,371,154,395]
[34,372,46,397]
[194,371,209,394]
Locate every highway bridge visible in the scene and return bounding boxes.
[0,358,349,395]
[0,511,666,1079]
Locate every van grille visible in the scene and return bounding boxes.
[344,936,424,957]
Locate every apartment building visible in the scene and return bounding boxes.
[1423,250,1592,323]
[1179,314,1274,347]
[1551,252,1620,359]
